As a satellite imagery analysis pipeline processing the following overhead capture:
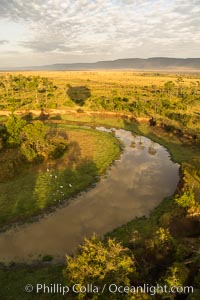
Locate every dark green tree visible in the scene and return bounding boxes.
[20,121,48,161]
[5,114,26,146]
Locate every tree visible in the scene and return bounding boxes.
[160,263,189,300]
[63,235,135,299]
[37,77,55,108]
[5,114,26,146]
[26,76,40,107]
[164,81,175,99]
[154,228,174,247]
[20,121,48,161]
[175,189,196,209]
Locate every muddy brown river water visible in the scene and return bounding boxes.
[0,128,179,263]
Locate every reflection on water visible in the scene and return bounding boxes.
[0,128,179,263]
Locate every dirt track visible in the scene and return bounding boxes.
[0,108,150,123]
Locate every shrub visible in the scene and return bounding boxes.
[5,114,26,147]
[63,235,135,299]
[175,189,196,209]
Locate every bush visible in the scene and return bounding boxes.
[176,189,196,209]
[49,139,68,159]
[160,262,189,298]
[5,114,26,147]
[20,142,42,163]
[63,235,135,299]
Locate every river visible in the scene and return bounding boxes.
[0,128,179,263]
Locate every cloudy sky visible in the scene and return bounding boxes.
[0,0,199,67]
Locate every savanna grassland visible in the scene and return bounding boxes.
[0,71,199,125]
[0,71,200,300]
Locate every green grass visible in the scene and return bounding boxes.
[0,125,120,227]
[60,113,126,128]
[0,265,65,300]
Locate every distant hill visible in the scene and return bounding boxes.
[1,57,200,71]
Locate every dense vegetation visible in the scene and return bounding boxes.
[1,114,68,162]
[0,71,199,300]
[0,75,57,110]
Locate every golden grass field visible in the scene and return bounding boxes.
[1,70,199,133]
[4,70,200,91]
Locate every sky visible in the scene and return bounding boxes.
[0,0,199,67]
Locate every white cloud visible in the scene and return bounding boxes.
[0,0,199,66]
